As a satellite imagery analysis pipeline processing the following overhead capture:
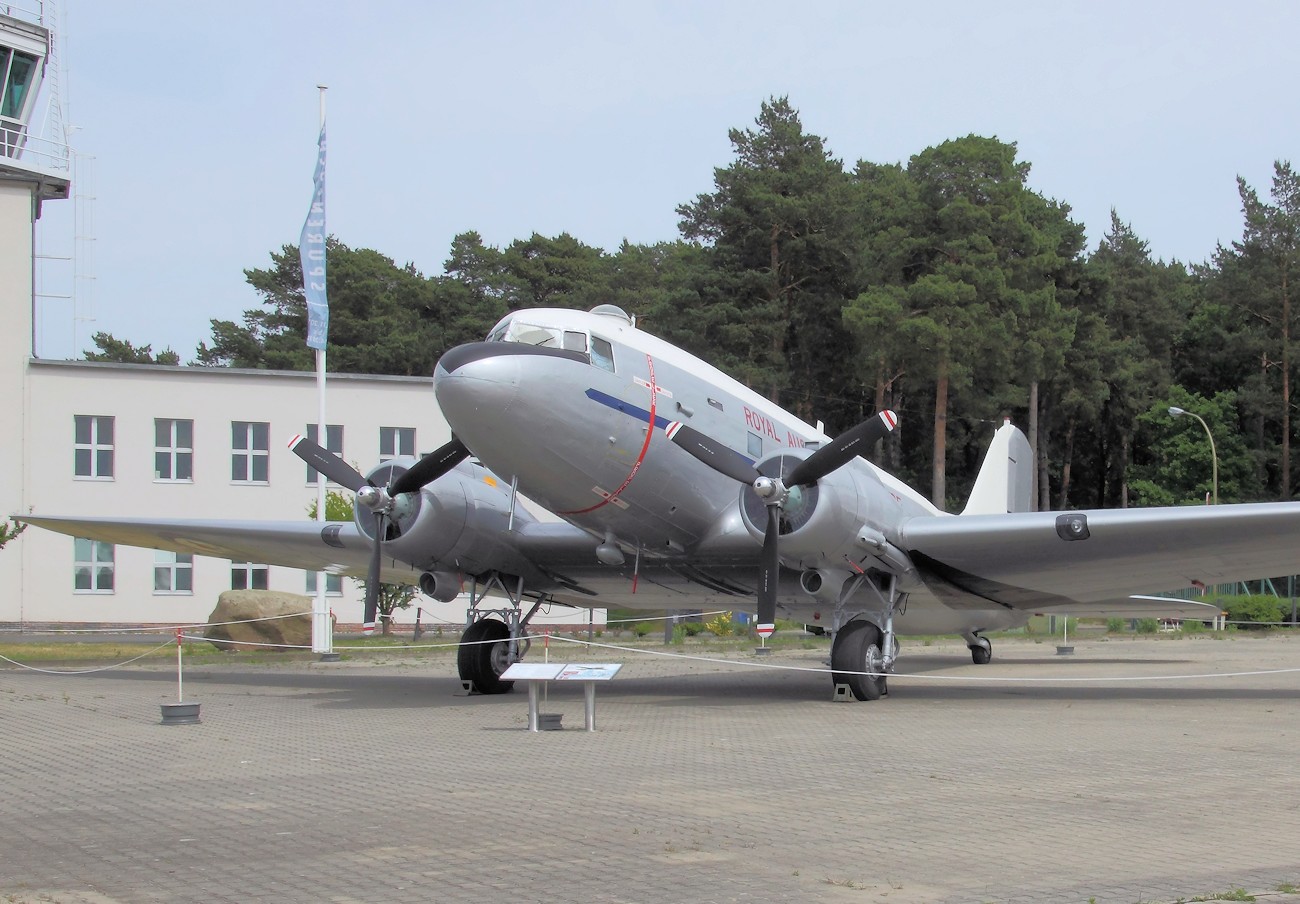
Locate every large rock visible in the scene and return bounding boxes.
[205,590,314,652]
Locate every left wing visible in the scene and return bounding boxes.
[17,514,421,584]
[900,502,1300,612]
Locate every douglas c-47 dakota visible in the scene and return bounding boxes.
[22,304,1300,701]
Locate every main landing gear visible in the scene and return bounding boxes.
[457,573,549,694]
[964,632,993,665]
[829,571,904,702]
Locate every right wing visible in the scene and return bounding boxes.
[900,501,1300,613]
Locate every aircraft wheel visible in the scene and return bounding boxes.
[831,620,887,701]
[458,618,515,694]
[969,636,993,665]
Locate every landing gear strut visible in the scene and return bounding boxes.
[457,572,547,694]
[829,571,905,701]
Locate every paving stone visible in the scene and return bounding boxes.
[1,634,1299,903]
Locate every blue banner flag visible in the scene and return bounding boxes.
[301,123,327,350]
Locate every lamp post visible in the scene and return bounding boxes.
[1168,407,1218,505]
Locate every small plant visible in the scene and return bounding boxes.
[1106,617,1126,632]
[705,611,736,636]
[1190,889,1255,902]
[1135,617,1159,634]
[1181,617,1206,634]
[633,622,654,638]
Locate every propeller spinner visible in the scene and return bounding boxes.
[665,411,898,637]
[289,434,469,633]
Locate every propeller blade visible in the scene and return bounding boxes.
[787,410,898,487]
[389,436,470,496]
[362,511,383,635]
[664,421,760,486]
[288,434,370,493]
[756,503,780,636]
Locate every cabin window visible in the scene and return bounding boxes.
[747,432,762,458]
[708,398,724,411]
[590,336,615,373]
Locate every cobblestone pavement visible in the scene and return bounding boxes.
[2,633,1300,904]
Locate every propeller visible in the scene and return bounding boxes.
[289,434,470,633]
[665,411,898,637]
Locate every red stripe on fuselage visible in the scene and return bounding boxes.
[558,354,659,516]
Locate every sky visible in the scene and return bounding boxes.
[28,0,1300,361]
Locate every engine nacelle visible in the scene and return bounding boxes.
[737,451,889,573]
[353,458,525,576]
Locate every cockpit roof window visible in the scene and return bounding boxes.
[487,319,569,348]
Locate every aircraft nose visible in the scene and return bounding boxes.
[434,343,524,427]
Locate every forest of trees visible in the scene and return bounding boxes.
[91,97,1300,513]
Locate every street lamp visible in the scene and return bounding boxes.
[1168,407,1218,504]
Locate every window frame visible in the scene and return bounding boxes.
[153,550,194,595]
[379,426,416,462]
[305,571,344,596]
[73,537,115,593]
[231,421,270,484]
[154,418,194,482]
[230,561,269,591]
[73,414,115,480]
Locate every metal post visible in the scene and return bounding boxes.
[584,681,596,731]
[527,682,540,732]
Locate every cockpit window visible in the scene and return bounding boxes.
[591,336,615,373]
[486,316,512,342]
[563,331,587,353]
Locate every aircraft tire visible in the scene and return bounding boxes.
[969,636,993,665]
[831,620,886,701]
[458,618,515,694]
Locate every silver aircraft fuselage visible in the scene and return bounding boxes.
[433,305,1026,635]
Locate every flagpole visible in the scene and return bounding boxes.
[309,84,331,657]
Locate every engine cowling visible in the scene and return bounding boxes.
[355,459,468,565]
[737,451,887,573]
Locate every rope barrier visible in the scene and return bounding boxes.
[0,640,174,674]
[2,609,1299,685]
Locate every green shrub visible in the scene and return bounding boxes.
[1135,618,1159,634]
[1213,594,1285,629]
[633,622,654,638]
[1106,617,1126,633]
[1180,618,1206,634]
[682,621,704,637]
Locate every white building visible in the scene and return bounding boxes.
[0,8,592,633]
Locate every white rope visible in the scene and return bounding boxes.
[0,640,174,674]
[541,634,1300,683]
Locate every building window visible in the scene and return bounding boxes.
[155,418,194,481]
[230,562,268,590]
[1,48,39,121]
[305,423,344,484]
[379,426,415,461]
[74,415,114,479]
[154,551,194,594]
[73,538,114,592]
[232,421,270,483]
[306,571,343,596]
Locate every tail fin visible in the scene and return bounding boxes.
[961,418,1033,515]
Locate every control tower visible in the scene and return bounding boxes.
[1,3,69,608]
